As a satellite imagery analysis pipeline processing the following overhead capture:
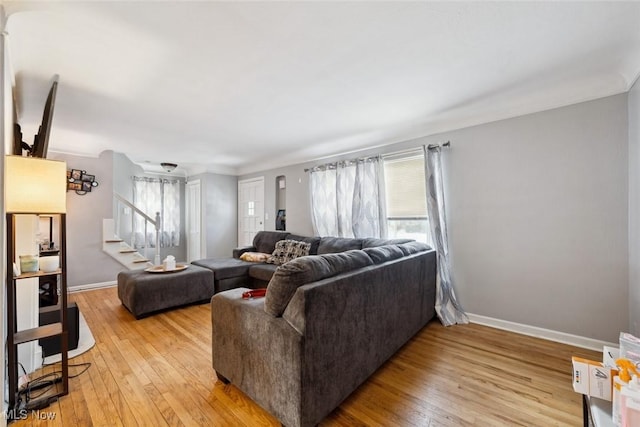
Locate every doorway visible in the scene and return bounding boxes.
[238,177,265,246]
[275,175,286,230]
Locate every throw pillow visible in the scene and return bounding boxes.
[239,251,270,262]
[266,240,311,265]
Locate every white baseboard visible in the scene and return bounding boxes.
[467,313,616,352]
[69,281,117,293]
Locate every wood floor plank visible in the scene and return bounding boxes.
[12,287,600,426]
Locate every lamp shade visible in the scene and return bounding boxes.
[5,156,67,213]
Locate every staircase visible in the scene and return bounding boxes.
[103,219,153,269]
[102,193,161,269]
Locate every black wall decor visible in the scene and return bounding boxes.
[67,169,99,195]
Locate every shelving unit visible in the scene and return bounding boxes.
[6,213,69,413]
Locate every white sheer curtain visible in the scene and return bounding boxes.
[310,165,338,237]
[310,157,385,238]
[424,144,468,326]
[353,158,385,238]
[133,177,181,248]
[162,180,180,246]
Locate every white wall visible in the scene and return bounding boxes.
[629,77,640,336]
[242,94,629,342]
[190,172,238,258]
[428,94,628,343]
[48,150,123,287]
[239,164,314,236]
[14,215,41,374]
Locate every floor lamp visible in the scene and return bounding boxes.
[4,155,69,414]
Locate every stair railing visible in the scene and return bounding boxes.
[114,193,161,265]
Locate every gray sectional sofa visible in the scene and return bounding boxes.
[193,231,412,290]
[209,231,437,427]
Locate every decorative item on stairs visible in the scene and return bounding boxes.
[67,169,99,195]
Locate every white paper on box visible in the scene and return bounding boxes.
[589,364,613,401]
[572,357,590,394]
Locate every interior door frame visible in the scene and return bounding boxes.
[238,176,265,247]
[185,179,205,262]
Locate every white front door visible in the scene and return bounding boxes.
[186,179,203,262]
[238,177,265,246]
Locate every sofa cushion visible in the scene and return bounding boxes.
[239,252,270,262]
[361,237,414,248]
[317,237,363,254]
[191,258,253,280]
[267,240,311,265]
[288,234,321,255]
[264,250,373,317]
[363,245,405,264]
[397,241,431,255]
[253,231,291,254]
[249,264,278,282]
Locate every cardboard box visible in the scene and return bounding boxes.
[572,356,615,401]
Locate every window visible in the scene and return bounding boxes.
[133,177,181,247]
[383,153,431,244]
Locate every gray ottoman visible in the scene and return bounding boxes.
[191,258,254,292]
[118,265,214,318]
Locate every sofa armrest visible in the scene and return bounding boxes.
[232,246,256,259]
[211,289,303,426]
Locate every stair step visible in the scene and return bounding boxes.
[132,259,151,263]
[118,249,137,253]
[105,239,124,243]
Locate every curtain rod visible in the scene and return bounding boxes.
[427,141,451,149]
[304,155,380,172]
[304,140,451,172]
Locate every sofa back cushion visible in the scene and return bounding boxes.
[360,237,413,248]
[397,241,431,255]
[253,231,291,254]
[264,250,373,317]
[362,245,405,264]
[317,237,363,254]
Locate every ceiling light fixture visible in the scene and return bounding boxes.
[160,162,177,173]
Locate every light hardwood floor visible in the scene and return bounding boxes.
[13,287,599,426]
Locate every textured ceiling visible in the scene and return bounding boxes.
[5,1,640,175]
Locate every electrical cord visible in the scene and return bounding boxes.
[18,362,27,377]
[24,372,61,401]
[69,362,91,378]
[18,362,92,404]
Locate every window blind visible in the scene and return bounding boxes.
[383,155,427,218]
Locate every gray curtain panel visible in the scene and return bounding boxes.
[424,145,468,326]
